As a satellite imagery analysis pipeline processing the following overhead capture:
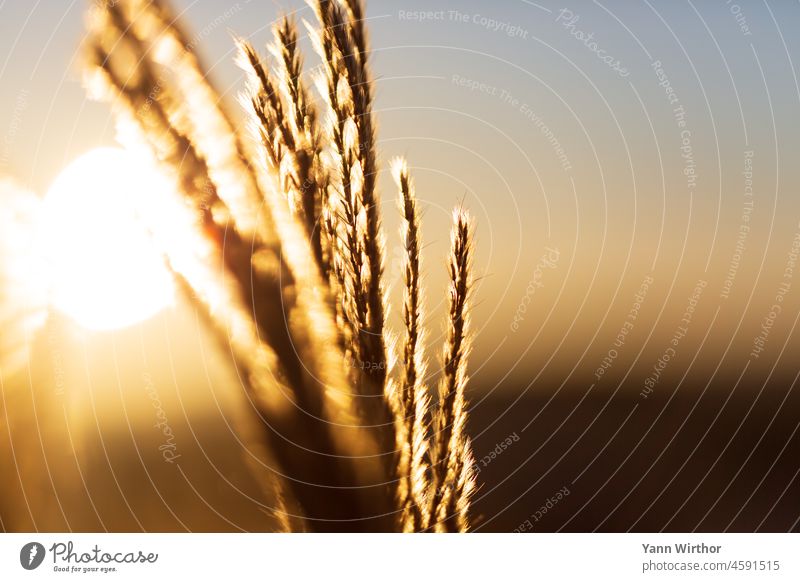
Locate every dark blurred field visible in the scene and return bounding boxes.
[468,376,800,532]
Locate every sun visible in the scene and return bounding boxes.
[40,147,175,331]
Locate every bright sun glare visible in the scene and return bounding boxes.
[40,147,174,331]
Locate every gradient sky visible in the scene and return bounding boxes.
[2,0,800,393]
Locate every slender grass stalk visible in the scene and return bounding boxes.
[272,17,327,272]
[307,0,368,352]
[431,209,476,532]
[313,0,386,375]
[326,0,385,368]
[392,158,432,531]
[309,0,396,480]
[235,39,299,208]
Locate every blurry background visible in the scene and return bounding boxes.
[1,0,799,531]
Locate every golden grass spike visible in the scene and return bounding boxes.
[242,27,326,276]
[309,0,364,322]
[329,0,384,349]
[303,9,359,344]
[272,16,327,273]
[339,0,367,64]
[392,158,432,531]
[235,39,297,207]
[244,93,401,531]
[273,17,314,139]
[310,1,399,509]
[431,208,476,532]
[312,1,368,332]
[318,0,386,375]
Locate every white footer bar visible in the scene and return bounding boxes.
[1,533,796,581]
